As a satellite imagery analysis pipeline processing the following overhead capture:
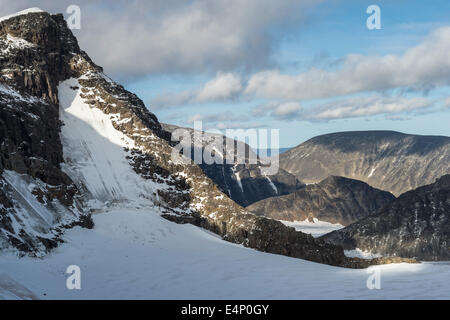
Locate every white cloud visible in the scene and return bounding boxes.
[273,102,302,117]
[152,72,242,108]
[252,101,302,121]
[245,27,450,100]
[195,73,242,103]
[309,96,432,120]
[151,91,196,110]
[251,95,434,122]
[187,111,247,124]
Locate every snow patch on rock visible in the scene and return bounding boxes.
[0,8,43,23]
[279,219,344,238]
[58,78,165,207]
[344,248,383,259]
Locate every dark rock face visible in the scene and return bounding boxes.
[280,131,450,196]
[0,12,98,103]
[0,12,91,254]
[200,164,303,207]
[322,175,450,261]
[162,123,304,207]
[247,176,395,226]
[0,13,76,185]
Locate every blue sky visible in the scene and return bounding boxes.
[4,0,448,148]
[120,0,450,148]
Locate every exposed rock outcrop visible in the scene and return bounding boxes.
[322,175,450,261]
[162,123,304,207]
[0,11,92,254]
[247,176,395,226]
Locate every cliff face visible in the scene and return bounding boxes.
[162,123,304,207]
[280,131,450,196]
[322,175,450,261]
[247,176,395,226]
[0,10,390,268]
[0,11,93,254]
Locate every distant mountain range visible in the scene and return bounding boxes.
[279,131,450,196]
[251,131,450,261]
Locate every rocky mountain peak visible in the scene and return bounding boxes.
[0,10,102,104]
[319,175,354,186]
[0,12,75,103]
[435,174,450,188]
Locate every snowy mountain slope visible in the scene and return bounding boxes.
[59,78,163,205]
[0,207,448,300]
[58,56,358,267]
[0,272,39,299]
[0,170,84,256]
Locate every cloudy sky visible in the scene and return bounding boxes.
[1,0,449,147]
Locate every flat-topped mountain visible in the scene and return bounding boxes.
[280,131,450,196]
[247,176,395,226]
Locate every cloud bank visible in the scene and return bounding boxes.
[244,27,450,100]
[251,95,433,122]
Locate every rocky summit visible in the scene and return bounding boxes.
[280,131,450,196]
[0,10,94,254]
[247,176,395,226]
[322,175,450,261]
